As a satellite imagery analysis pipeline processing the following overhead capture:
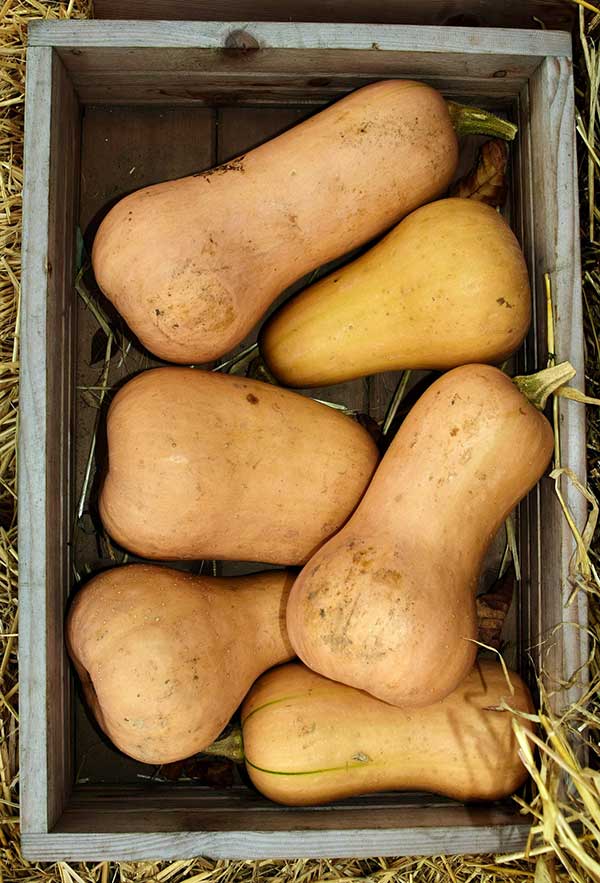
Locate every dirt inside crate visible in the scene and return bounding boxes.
[73,100,520,788]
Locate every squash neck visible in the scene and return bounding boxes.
[238,574,295,667]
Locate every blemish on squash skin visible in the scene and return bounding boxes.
[247,393,259,404]
[374,568,403,587]
[193,155,246,178]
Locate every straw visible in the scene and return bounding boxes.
[1,2,599,882]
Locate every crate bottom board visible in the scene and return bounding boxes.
[23,788,530,860]
[74,98,519,791]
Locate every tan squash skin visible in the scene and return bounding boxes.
[99,368,379,564]
[92,81,458,363]
[66,564,295,764]
[241,660,534,806]
[260,199,531,387]
[286,365,554,706]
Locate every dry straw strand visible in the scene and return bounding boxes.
[1,1,600,882]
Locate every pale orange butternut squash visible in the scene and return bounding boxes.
[236,660,534,805]
[66,564,295,764]
[286,365,554,706]
[99,368,379,564]
[92,82,514,363]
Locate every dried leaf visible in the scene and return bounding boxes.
[161,756,234,788]
[451,138,509,206]
[476,567,515,649]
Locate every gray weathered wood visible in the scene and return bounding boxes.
[512,84,538,688]
[65,74,523,106]
[93,0,575,31]
[527,56,588,713]
[22,822,531,862]
[19,47,80,835]
[27,21,572,58]
[24,790,531,860]
[27,22,571,108]
[19,43,54,839]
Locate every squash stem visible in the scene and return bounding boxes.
[513,362,577,410]
[447,101,518,141]
[201,727,244,763]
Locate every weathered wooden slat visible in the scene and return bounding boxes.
[19,43,54,839]
[20,47,80,835]
[68,82,521,107]
[51,50,549,84]
[25,795,531,859]
[93,0,575,31]
[28,20,571,59]
[527,56,588,713]
[23,824,531,862]
[64,72,525,110]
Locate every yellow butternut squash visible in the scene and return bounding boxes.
[260,199,530,387]
[235,660,534,805]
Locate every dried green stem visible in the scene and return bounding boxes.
[201,727,244,763]
[513,362,577,411]
[446,101,518,140]
[213,343,259,375]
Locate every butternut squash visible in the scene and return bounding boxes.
[286,364,554,706]
[66,564,295,764]
[92,82,515,363]
[260,198,531,387]
[236,660,534,805]
[99,368,379,564]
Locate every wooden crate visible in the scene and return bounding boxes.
[19,20,587,861]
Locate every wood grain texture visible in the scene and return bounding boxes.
[24,792,531,859]
[28,20,571,57]
[46,49,81,837]
[92,0,574,30]
[512,85,538,693]
[19,43,53,838]
[22,824,531,862]
[27,22,571,107]
[527,56,588,714]
[65,76,522,108]
[19,48,80,835]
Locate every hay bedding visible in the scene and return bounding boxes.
[1,1,599,880]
